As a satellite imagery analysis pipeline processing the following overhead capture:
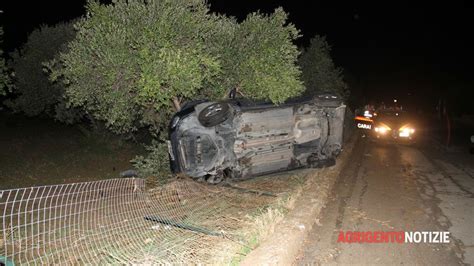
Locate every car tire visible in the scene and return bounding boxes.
[198,102,231,127]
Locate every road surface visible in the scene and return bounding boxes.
[296,136,474,265]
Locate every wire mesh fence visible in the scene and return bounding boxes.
[0,178,236,264]
[0,175,299,265]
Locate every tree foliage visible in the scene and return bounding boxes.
[299,35,348,98]
[50,0,303,134]
[6,23,75,116]
[0,27,10,96]
[50,0,220,134]
[213,8,303,103]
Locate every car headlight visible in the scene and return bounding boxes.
[399,126,415,137]
[374,125,391,134]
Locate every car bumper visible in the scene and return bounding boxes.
[372,131,415,142]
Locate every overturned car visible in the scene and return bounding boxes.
[168,95,346,183]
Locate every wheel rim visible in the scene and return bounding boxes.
[204,104,223,117]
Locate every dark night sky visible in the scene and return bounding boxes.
[1,0,473,110]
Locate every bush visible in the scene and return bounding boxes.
[131,141,173,184]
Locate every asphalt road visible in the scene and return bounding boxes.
[296,136,474,265]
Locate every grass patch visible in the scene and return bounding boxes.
[0,113,144,189]
[223,173,307,264]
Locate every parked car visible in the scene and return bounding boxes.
[168,95,346,183]
[371,109,417,143]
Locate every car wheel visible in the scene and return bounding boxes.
[198,102,230,127]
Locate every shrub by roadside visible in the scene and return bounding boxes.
[131,141,173,186]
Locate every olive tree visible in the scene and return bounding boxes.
[6,23,75,116]
[50,0,303,134]
[299,35,347,98]
[213,8,304,103]
[50,0,223,134]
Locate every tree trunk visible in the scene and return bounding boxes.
[172,96,181,111]
[224,85,244,99]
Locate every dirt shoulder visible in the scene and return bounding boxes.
[241,133,359,265]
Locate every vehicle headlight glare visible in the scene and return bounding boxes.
[400,127,415,134]
[399,127,414,137]
[375,126,390,134]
